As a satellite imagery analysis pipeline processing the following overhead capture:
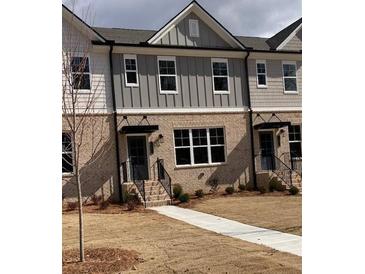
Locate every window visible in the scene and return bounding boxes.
[289,125,302,158]
[189,19,199,37]
[71,56,91,90]
[282,62,297,93]
[158,56,177,93]
[62,133,74,174]
[124,54,139,87]
[256,60,267,88]
[212,58,229,93]
[174,128,226,166]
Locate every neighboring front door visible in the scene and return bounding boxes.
[259,131,275,170]
[127,136,149,180]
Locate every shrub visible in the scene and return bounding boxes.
[289,186,299,195]
[99,200,110,210]
[173,184,183,199]
[125,193,140,211]
[238,184,246,191]
[67,201,78,211]
[246,185,255,191]
[259,186,266,194]
[195,189,204,198]
[269,178,286,192]
[225,186,234,195]
[179,193,190,203]
[91,194,102,205]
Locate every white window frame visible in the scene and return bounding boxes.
[124,54,139,87]
[282,61,298,94]
[173,127,227,168]
[189,19,200,37]
[288,124,302,159]
[62,132,74,175]
[70,54,92,93]
[211,58,230,94]
[256,60,267,88]
[157,56,178,94]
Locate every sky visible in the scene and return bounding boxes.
[63,0,301,38]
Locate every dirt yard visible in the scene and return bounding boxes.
[63,210,301,273]
[189,193,302,235]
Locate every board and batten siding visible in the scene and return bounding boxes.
[282,29,302,51]
[248,59,302,108]
[62,18,113,112]
[156,13,233,49]
[113,54,248,109]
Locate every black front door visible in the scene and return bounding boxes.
[259,132,275,170]
[127,136,149,180]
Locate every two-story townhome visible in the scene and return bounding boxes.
[62,1,302,207]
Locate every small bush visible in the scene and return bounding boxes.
[195,189,204,198]
[91,194,102,205]
[238,184,246,191]
[67,201,78,211]
[125,193,140,211]
[225,186,234,195]
[269,178,286,192]
[173,184,183,199]
[179,193,190,203]
[289,186,299,195]
[259,186,266,194]
[99,200,110,210]
[246,185,255,191]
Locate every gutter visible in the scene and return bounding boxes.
[108,40,123,203]
[244,51,258,190]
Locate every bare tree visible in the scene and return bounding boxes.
[62,3,108,262]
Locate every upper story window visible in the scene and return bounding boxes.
[282,61,298,93]
[256,60,267,88]
[71,56,91,91]
[62,132,74,174]
[173,128,226,167]
[158,56,177,94]
[124,54,139,87]
[189,19,200,37]
[289,125,302,158]
[211,58,229,94]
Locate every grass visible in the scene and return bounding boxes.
[189,193,302,235]
[63,209,301,273]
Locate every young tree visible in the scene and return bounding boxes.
[62,4,107,262]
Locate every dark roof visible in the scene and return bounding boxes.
[235,36,270,51]
[94,27,156,44]
[266,18,302,49]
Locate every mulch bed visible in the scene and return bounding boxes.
[62,247,143,274]
[63,203,152,214]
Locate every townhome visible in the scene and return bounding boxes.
[62,1,302,206]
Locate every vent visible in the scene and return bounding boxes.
[189,19,199,37]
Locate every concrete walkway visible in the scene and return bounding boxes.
[151,206,301,256]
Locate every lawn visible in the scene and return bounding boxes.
[63,209,301,273]
[189,193,302,235]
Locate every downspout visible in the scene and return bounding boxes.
[244,51,258,189]
[108,40,123,203]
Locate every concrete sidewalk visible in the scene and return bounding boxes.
[151,206,301,256]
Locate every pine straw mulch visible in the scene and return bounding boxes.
[62,247,143,274]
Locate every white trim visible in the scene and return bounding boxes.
[277,23,302,50]
[157,56,178,94]
[252,107,301,112]
[189,19,199,37]
[256,60,267,88]
[70,54,92,94]
[211,58,230,94]
[117,107,248,115]
[147,3,245,49]
[123,54,139,87]
[282,61,298,94]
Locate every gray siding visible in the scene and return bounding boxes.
[282,28,302,51]
[248,59,302,108]
[113,54,247,109]
[157,13,232,49]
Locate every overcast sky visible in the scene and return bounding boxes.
[63,0,301,38]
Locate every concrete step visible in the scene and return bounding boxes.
[144,199,171,207]
[145,194,171,201]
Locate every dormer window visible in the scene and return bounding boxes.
[189,19,199,37]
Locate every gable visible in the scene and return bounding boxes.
[156,12,231,48]
[148,1,245,49]
[281,28,302,51]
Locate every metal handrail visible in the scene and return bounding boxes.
[121,159,146,205]
[156,158,172,201]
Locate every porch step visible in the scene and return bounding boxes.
[133,180,172,208]
[144,199,171,207]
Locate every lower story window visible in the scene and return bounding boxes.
[289,125,302,158]
[174,128,226,166]
[62,132,74,173]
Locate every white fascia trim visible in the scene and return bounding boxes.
[252,107,302,112]
[276,23,302,50]
[117,107,248,115]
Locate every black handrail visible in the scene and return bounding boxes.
[156,158,172,202]
[121,159,146,206]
